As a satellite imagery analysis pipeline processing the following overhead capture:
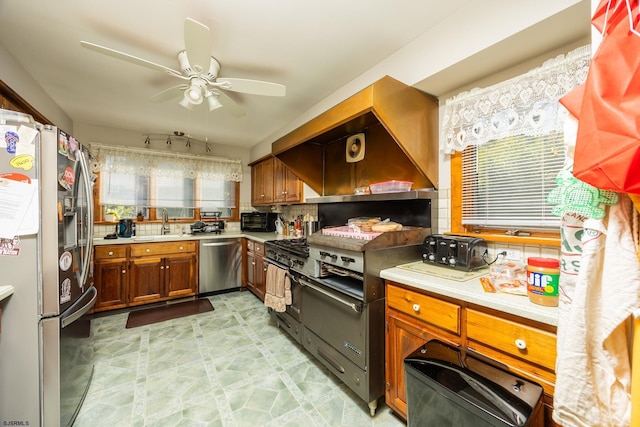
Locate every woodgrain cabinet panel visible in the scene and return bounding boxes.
[94,241,197,311]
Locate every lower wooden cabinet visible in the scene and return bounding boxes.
[385,283,462,420]
[94,246,128,311]
[384,280,558,426]
[94,241,198,312]
[244,239,267,300]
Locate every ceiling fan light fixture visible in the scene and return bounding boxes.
[206,92,223,111]
[186,85,203,104]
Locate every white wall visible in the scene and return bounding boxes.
[250,0,588,160]
[0,45,72,131]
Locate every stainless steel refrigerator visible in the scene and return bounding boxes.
[0,109,96,426]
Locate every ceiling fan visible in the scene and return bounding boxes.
[80,18,285,117]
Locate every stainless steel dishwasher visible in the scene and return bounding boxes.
[199,238,242,295]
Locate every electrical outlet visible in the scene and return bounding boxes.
[498,248,522,261]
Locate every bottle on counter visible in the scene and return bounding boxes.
[526,257,560,307]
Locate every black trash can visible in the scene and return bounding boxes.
[404,340,543,427]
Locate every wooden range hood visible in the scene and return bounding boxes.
[271,75,439,196]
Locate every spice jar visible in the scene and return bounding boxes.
[526,257,560,307]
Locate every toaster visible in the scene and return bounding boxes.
[422,234,488,271]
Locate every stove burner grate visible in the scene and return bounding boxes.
[265,238,309,257]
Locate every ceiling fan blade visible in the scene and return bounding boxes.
[217,78,286,96]
[149,85,187,103]
[184,18,212,73]
[216,91,245,117]
[80,41,182,77]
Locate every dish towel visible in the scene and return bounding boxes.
[264,264,291,313]
[553,194,640,427]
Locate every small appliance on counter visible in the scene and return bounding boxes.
[240,211,277,232]
[422,234,487,271]
[116,218,136,238]
[191,211,224,234]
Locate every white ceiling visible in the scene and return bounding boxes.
[0,1,590,151]
[0,0,473,149]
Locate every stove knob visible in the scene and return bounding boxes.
[288,259,295,268]
[448,257,457,266]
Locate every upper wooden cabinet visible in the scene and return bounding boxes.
[273,157,303,204]
[251,157,275,206]
[250,156,303,206]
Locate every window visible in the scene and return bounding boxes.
[442,46,591,243]
[92,144,242,222]
[461,133,564,229]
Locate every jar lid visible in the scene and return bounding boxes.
[527,257,560,268]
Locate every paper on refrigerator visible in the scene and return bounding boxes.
[0,177,38,239]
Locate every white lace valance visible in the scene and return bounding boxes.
[440,45,591,154]
[90,143,243,182]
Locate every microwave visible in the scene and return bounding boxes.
[241,212,278,232]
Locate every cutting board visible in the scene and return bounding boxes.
[397,261,489,282]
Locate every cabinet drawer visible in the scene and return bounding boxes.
[253,241,264,256]
[466,309,557,371]
[130,241,196,257]
[386,284,461,335]
[94,245,127,259]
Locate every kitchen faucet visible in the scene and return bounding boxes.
[161,208,170,235]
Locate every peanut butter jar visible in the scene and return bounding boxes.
[527,257,560,307]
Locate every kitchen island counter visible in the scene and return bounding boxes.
[380,262,558,326]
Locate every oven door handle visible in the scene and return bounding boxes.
[300,278,362,313]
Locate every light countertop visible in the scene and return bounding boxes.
[0,285,14,302]
[380,263,558,326]
[93,231,292,246]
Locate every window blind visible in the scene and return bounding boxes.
[461,132,564,228]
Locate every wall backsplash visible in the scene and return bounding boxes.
[95,198,559,265]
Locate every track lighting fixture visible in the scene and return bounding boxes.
[143,133,214,154]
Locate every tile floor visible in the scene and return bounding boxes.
[74,291,406,426]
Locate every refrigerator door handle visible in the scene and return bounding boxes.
[61,286,96,328]
[77,149,94,287]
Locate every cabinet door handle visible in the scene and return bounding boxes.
[121,269,126,274]
[412,303,420,312]
[108,251,114,256]
[179,246,183,250]
[160,266,164,270]
[166,265,169,269]
[515,339,527,350]
[146,248,151,253]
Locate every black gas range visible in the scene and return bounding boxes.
[264,238,314,276]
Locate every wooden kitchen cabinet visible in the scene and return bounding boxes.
[384,280,558,426]
[129,256,164,304]
[129,241,198,307]
[244,239,267,301]
[93,241,197,311]
[250,156,303,206]
[251,157,275,206]
[273,157,303,204]
[385,282,462,420]
[94,245,128,312]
